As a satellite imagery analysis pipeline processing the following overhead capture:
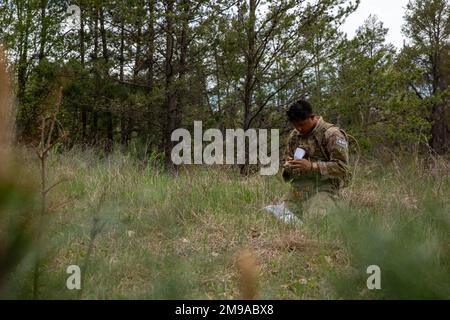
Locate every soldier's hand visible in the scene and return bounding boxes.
[286,159,312,172]
[283,157,294,168]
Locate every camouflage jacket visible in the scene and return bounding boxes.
[282,116,351,193]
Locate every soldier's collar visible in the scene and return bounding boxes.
[292,116,323,137]
[297,116,323,137]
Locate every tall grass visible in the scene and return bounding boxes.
[2,137,449,299]
[322,156,450,299]
[0,45,38,298]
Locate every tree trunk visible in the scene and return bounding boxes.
[147,0,155,88]
[176,0,189,129]
[119,14,127,148]
[17,2,33,105]
[38,0,48,62]
[145,0,156,154]
[128,3,143,147]
[79,0,87,141]
[241,0,257,175]
[91,3,100,144]
[243,0,256,131]
[427,3,449,155]
[430,103,449,154]
[430,52,450,154]
[163,0,177,168]
[99,4,113,152]
[15,0,33,139]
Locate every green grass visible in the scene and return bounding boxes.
[1,149,449,299]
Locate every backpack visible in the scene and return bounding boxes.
[314,122,353,188]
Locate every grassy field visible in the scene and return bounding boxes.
[1,149,450,299]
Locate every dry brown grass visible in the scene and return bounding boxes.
[236,249,259,300]
[0,46,38,297]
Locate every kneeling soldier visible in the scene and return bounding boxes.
[282,99,351,220]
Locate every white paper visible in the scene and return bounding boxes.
[263,202,303,225]
[294,148,305,160]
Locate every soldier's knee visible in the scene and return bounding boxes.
[302,192,337,220]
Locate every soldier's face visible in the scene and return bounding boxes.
[291,116,316,135]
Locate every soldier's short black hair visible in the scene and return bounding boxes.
[287,99,313,122]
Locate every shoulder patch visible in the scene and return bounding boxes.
[336,137,348,148]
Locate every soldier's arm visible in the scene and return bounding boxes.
[314,128,350,179]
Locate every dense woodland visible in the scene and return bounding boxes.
[0,0,449,164]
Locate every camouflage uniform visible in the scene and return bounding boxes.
[281,116,351,220]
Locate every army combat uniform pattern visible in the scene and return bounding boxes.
[281,116,351,220]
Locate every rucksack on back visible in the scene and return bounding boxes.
[316,123,354,188]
